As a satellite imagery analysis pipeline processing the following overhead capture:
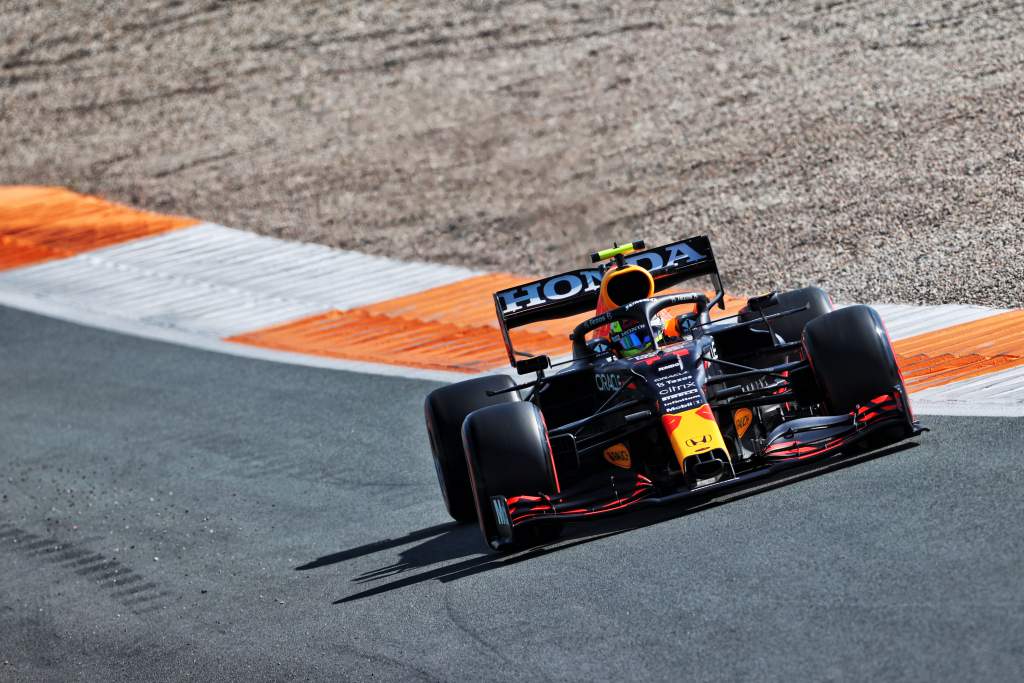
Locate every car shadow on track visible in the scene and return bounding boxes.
[298,441,920,604]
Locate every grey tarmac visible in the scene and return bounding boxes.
[1,306,1023,681]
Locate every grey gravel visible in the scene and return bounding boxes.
[1,1,1022,306]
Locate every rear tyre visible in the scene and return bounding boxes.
[462,402,561,551]
[424,375,520,523]
[802,305,903,415]
[740,287,833,342]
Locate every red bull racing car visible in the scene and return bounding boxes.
[425,236,923,551]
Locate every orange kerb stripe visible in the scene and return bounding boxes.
[360,273,524,328]
[894,310,1024,390]
[228,275,747,374]
[228,308,565,374]
[231,275,1024,384]
[0,186,197,270]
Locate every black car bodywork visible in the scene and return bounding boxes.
[426,236,924,551]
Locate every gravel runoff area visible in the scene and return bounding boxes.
[2,1,1022,307]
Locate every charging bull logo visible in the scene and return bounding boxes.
[662,405,730,471]
[495,239,709,315]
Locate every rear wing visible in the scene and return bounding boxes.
[493,235,724,366]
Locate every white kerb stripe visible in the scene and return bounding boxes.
[0,223,480,337]
[856,303,1006,339]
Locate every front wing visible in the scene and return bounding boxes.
[493,390,923,547]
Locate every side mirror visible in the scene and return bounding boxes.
[515,355,551,375]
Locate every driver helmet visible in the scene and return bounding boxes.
[594,263,664,358]
[609,314,665,358]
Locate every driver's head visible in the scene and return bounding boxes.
[594,264,660,358]
[609,314,665,358]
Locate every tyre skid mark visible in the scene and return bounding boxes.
[0,522,172,615]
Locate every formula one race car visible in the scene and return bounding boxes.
[425,236,923,551]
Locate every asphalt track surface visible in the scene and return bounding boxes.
[2,305,1023,681]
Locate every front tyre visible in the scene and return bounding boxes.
[462,402,561,551]
[802,305,904,415]
[424,375,520,523]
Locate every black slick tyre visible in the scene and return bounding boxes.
[424,375,520,523]
[802,305,904,415]
[462,401,561,551]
